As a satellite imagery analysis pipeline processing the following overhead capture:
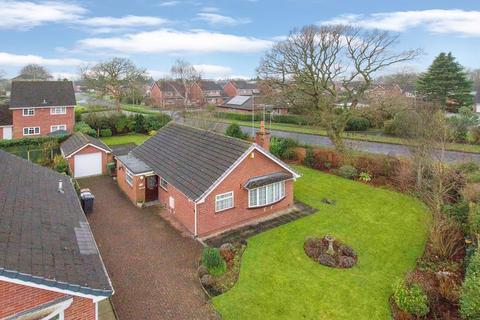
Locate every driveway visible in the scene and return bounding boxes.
[80,176,219,320]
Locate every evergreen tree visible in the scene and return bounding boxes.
[417,52,473,112]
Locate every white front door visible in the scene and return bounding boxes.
[2,127,12,140]
[74,152,102,178]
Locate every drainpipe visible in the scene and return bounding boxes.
[194,202,198,237]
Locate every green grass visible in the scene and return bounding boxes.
[213,166,430,319]
[121,104,161,115]
[100,133,150,146]
[212,118,480,154]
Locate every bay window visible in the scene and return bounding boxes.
[248,181,285,208]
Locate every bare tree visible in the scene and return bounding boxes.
[81,58,147,112]
[258,24,420,152]
[170,59,201,110]
[18,64,52,80]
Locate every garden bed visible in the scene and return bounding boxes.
[304,236,357,268]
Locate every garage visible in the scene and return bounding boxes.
[74,152,102,178]
[60,132,112,178]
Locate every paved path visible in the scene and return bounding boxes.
[80,176,218,320]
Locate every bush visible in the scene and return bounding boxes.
[359,172,372,182]
[115,115,133,134]
[470,127,480,144]
[468,203,480,241]
[428,216,464,261]
[202,247,227,276]
[303,147,315,168]
[346,117,370,131]
[225,123,245,139]
[442,200,470,227]
[393,279,429,317]
[53,154,69,174]
[269,137,298,160]
[460,249,480,319]
[337,165,358,179]
[462,183,480,203]
[458,162,480,174]
[100,128,112,137]
[143,114,171,132]
[384,111,419,138]
[74,122,96,136]
[132,114,145,133]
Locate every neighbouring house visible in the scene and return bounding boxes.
[149,80,185,108]
[115,122,300,238]
[0,150,113,319]
[0,104,13,140]
[218,95,289,114]
[6,81,76,140]
[61,132,113,178]
[190,80,224,106]
[223,80,260,97]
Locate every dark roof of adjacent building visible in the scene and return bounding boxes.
[60,132,111,157]
[131,123,252,200]
[0,104,12,126]
[117,154,152,174]
[197,80,222,91]
[10,81,76,108]
[231,80,258,90]
[110,143,137,157]
[156,80,176,92]
[243,172,293,189]
[0,150,113,297]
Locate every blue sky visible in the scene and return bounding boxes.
[0,0,479,80]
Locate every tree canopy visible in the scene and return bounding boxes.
[18,64,52,80]
[417,52,473,112]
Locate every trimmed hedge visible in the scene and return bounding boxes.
[215,112,309,125]
[0,136,65,149]
[346,117,370,131]
[460,248,480,319]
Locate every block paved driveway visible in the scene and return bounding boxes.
[80,176,219,320]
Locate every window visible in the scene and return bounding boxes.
[23,127,40,136]
[51,124,66,132]
[125,169,134,186]
[160,178,168,190]
[51,106,67,115]
[215,191,234,212]
[22,108,35,116]
[248,181,286,208]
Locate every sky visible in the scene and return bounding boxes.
[0,0,479,80]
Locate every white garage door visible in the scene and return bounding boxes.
[74,152,102,178]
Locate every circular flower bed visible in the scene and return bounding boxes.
[304,236,357,268]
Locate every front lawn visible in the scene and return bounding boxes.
[100,133,150,146]
[213,166,430,319]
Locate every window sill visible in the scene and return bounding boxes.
[248,196,286,209]
[215,206,235,214]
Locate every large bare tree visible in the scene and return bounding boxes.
[82,58,147,112]
[170,59,201,110]
[258,25,420,152]
[18,64,52,80]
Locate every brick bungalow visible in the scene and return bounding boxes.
[223,80,260,97]
[60,132,113,178]
[0,150,113,319]
[7,81,76,139]
[115,122,300,238]
[149,80,184,108]
[0,104,13,140]
[190,80,224,106]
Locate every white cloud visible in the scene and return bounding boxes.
[321,9,480,37]
[0,0,86,30]
[193,64,233,78]
[0,52,85,66]
[78,29,272,54]
[51,72,80,80]
[79,15,168,28]
[196,12,251,26]
[158,1,180,6]
[201,7,220,13]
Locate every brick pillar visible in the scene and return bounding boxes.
[255,120,270,151]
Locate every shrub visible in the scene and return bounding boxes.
[225,123,245,139]
[438,274,460,303]
[393,279,429,317]
[74,122,96,136]
[346,117,370,131]
[202,247,227,276]
[458,162,480,174]
[115,115,133,134]
[467,172,480,184]
[470,127,480,144]
[143,114,171,132]
[359,172,372,182]
[53,154,69,174]
[468,203,480,241]
[460,249,480,319]
[442,200,469,227]
[337,165,358,179]
[384,111,419,138]
[311,149,342,170]
[463,183,480,203]
[303,147,315,168]
[132,114,146,133]
[100,128,112,137]
[269,137,298,160]
[428,216,464,261]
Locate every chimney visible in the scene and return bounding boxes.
[255,120,270,151]
[58,180,64,194]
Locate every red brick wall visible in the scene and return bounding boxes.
[0,280,96,319]
[196,150,294,236]
[150,83,163,107]
[189,83,204,106]
[12,106,74,139]
[116,161,146,204]
[223,82,237,97]
[0,127,3,140]
[158,179,196,234]
[67,146,110,177]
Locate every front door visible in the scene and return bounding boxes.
[145,175,159,202]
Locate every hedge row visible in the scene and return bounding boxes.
[0,136,67,149]
[215,112,310,125]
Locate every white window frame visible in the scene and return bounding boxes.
[160,178,168,190]
[215,191,234,213]
[22,108,35,116]
[23,127,40,136]
[50,124,67,132]
[50,106,67,115]
[125,168,134,186]
[248,181,286,208]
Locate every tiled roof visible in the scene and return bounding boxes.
[0,104,12,126]
[131,123,251,200]
[10,81,76,108]
[117,154,152,174]
[60,132,111,157]
[232,80,257,90]
[198,80,222,91]
[0,150,113,297]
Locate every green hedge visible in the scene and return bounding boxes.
[0,136,66,149]
[460,248,480,319]
[215,112,309,125]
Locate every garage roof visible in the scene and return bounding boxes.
[61,132,112,158]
